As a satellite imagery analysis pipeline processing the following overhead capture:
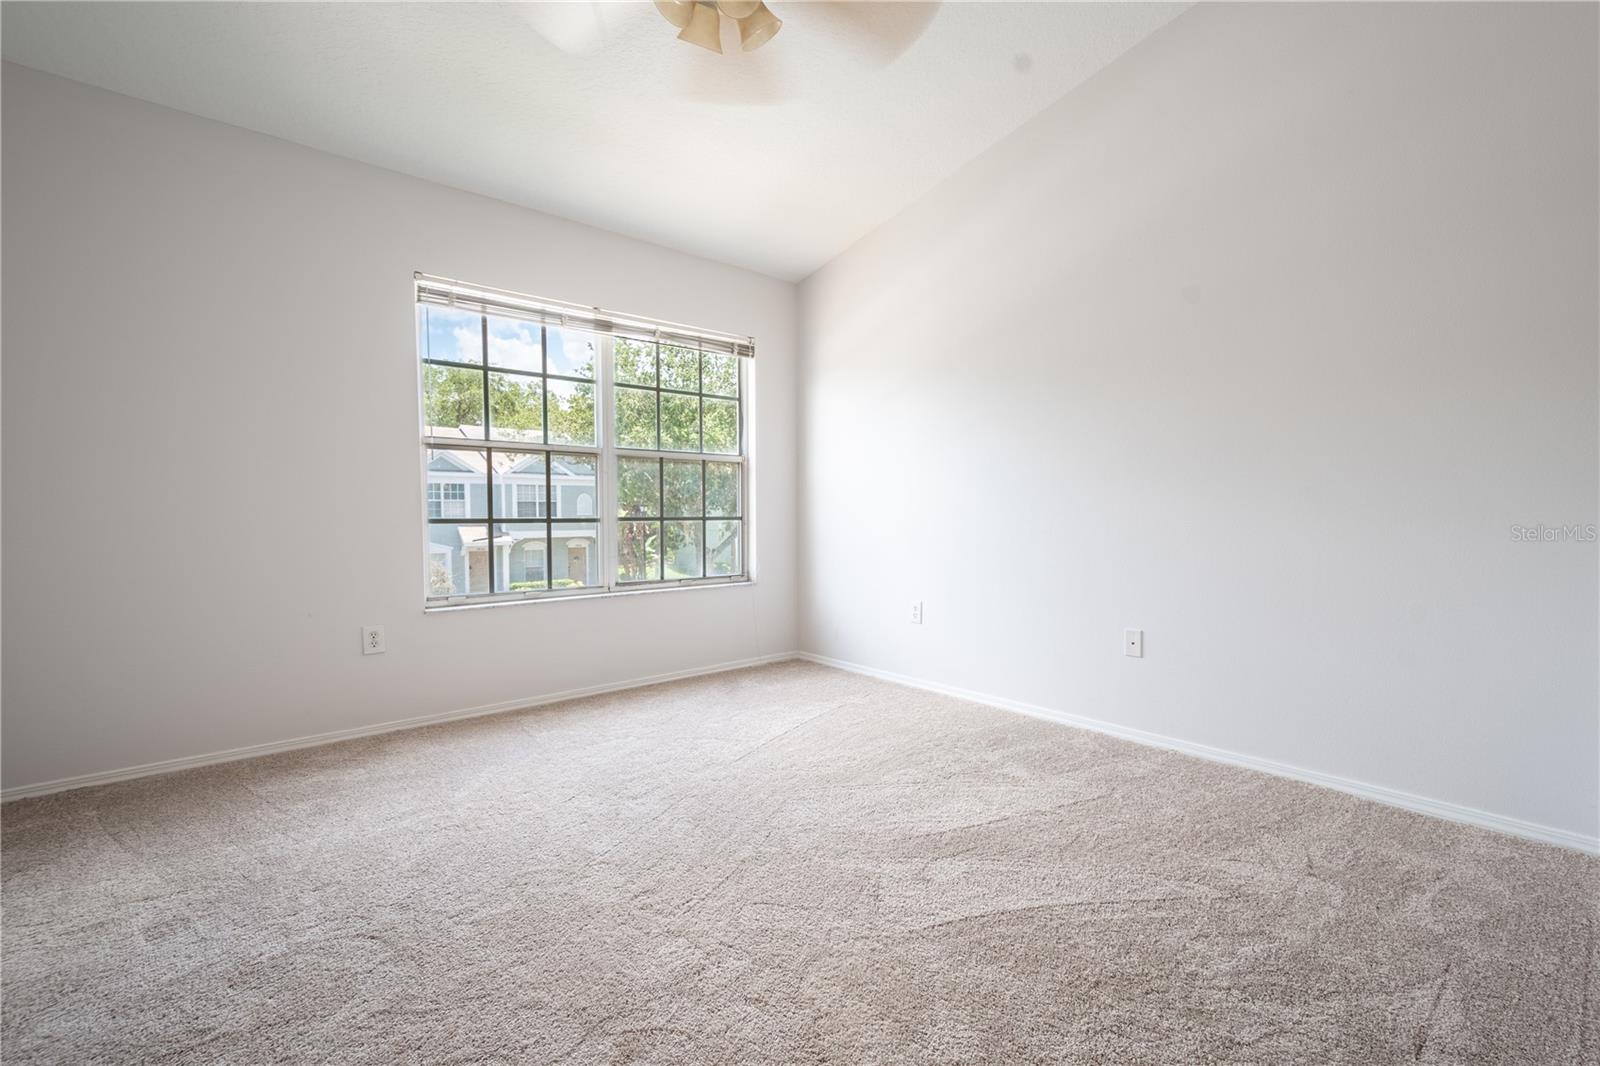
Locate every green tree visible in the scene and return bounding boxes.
[547,381,595,445]
[489,375,542,437]
[615,337,656,385]
[422,365,485,430]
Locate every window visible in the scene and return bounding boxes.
[427,482,467,519]
[417,275,751,605]
[616,458,743,582]
[514,483,546,518]
[519,540,546,583]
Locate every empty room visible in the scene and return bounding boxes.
[1,1,1596,1062]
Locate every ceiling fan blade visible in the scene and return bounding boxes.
[518,2,648,56]
[799,1,938,65]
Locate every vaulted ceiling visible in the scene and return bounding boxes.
[2,2,1188,279]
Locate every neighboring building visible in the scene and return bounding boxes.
[424,434,599,595]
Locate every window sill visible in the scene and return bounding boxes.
[423,576,754,613]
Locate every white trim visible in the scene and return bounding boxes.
[15,649,1587,857]
[0,652,801,803]
[795,652,1600,856]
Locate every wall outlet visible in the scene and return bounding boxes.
[1124,628,1143,658]
[362,625,386,655]
[910,601,923,625]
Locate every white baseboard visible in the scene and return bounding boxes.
[11,649,1594,857]
[796,652,1600,856]
[0,652,801,803]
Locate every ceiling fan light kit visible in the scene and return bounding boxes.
[736,3,783,52]
[677,1,724,52]
[660,0,782,53]
[652,0,696,30]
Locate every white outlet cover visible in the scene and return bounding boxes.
[1124,628,1143,658]
[362,625,386,655]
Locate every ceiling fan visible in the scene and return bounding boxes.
[654,0,782,53]
[519,2,938,68]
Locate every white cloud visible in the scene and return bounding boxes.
[451,324,481,363]
[487,322,539,369]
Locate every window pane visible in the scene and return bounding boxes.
[705,461,740,517]
[496,523,548,593]
[546,325,597,379]
[615,386,657,449]
[663,460,702,517]
[418,306,482,365]
[617,521,660,583]
[703,397,738,454]
[426,524,476,598]
[661,393,700,452]
[617,457,660,517]
[551,454,598,518]
[664,521,704,580]
[486,315,542,372]
[707,520,741,577]
[614,338,657,387]
[547,379,596,446]
[553,526,600,588]
[423,365,486,438]
[492,451,544,520]
[702,353,738,397]
[437,522,496,595]
[426,449,488,519]
[660,345,699,392]
[489,373,543,443]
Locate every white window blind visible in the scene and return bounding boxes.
[415,273,756,360]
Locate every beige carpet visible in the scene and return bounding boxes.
[2,661,1596,1064]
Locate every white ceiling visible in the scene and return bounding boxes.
[1,2,1187,280]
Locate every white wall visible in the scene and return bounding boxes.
[799,4,1599,841]
[1,64,798,790]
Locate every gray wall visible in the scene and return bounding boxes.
[1,64,797,790]
[799,4,1599,841]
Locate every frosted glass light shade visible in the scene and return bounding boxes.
[678,2,724,52]
[653,0,696,29]
[737,2,781,51]
[717,0,760,19]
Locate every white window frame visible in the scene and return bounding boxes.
[418,291,750,609]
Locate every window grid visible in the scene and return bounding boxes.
[612,341,740,456]
[422,307,603,598]
[420,303,746,605]
[614,455,743,586]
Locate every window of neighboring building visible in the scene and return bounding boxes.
[521,541,546,583]
[514,483,545,518]
[428,481,467,519]
[417,276,752,605]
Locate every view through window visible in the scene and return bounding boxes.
[417,283,749,604]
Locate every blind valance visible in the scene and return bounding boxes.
[415,273,755,359]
